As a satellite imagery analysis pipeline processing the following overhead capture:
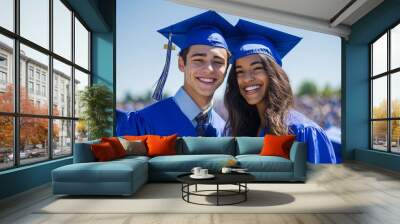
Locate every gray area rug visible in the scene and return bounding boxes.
[37,183,362,214]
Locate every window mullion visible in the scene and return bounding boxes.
[370,45,373,149]
[49,0,54,160]
[388,29,392,152]
[14,0,20,167]
[71,10,76,155]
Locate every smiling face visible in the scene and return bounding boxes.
[179,45,228,107]
[235,54,268,107]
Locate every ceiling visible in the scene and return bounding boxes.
[170,0,384,38]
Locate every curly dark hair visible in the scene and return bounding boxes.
[224,54,294,136]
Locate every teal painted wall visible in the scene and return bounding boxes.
[344,0,400,171]
[355,149,400,172]
[343,43,369,158]
[0,158,72,199]
[90,0,115,136]
[92,32,114,91]
[91,32,114,136]
[66,0,110,32]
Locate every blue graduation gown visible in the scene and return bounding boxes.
[260,110,339,164]
[116,97,226,137]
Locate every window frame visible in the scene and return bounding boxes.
[370,20,400,154]
[0,0,92,171]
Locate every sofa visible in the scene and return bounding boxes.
[52,137,307,196]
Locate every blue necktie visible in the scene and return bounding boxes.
[195,112,208,137]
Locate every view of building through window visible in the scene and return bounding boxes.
[0,0,91,170]
[371,23,400,153]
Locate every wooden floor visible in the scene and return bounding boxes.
[1,162,400,224]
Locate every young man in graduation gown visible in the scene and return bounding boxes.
[116,11,235,137]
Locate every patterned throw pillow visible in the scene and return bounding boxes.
[118,137,147,156]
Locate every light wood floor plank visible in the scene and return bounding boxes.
[1,162,400,224]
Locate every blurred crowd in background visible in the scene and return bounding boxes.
[117,80,341,131]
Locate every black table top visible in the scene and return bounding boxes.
[177,172,255,185]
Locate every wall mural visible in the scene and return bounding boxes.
[115,3,342,164]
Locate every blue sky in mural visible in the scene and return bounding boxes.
[116,0,341,101]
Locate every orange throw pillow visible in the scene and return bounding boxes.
[91,142,117,161]
[101,137,127,158]
[146,134,177,157]
[260,134,296,159]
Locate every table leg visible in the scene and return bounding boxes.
[187,184,190,202]
[181,184,183,199]
[245,183,247,201]
[217,184,219,206]
[195,184,197,192]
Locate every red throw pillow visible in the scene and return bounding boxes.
[146,134,177,157]
[91,142,117,161]
[260,134,296,159]
[101,137,127,158]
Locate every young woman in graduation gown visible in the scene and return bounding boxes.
[224,19,338,164]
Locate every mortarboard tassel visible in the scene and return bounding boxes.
[152,33,173,101]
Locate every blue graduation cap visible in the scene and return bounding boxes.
[229,19,302,66]
[152,10,235,101]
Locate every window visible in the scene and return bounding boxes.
[20,117,48,165]
[28,81,34,94]
[0,0,90,170]
[41,73,46,82]
[42,85,46,97]
[0,34,13,113]
[0,55,7,67]
[29,67,34,80]
[54,88,58,105]
[0,0,14,32]
[19,44,50,115]
[0,116,13,170]
[0,71,6,85]
[371,23,400,154]
[53,119,72,158]
[0,54,7,86]
[20,0,49,49]
[53,0,72,60]
[53,59,71,116]
[75,17,89,70]
[35,70,40,81]
[35,83,40,95]
[74,69,89,119]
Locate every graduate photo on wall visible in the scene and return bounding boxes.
[115,1,342,164]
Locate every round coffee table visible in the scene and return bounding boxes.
[177,172,255,206]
